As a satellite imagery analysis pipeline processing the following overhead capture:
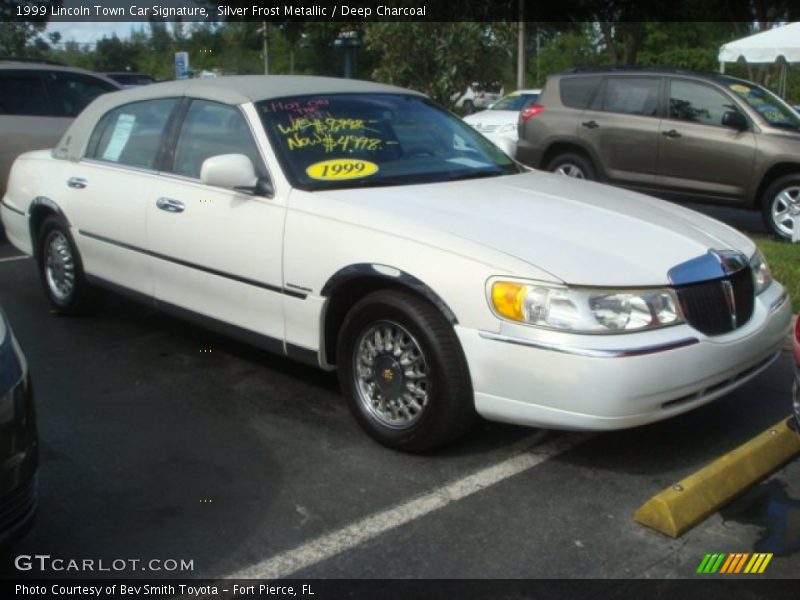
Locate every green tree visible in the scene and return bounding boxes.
[362,23,502,105]
[92,36,135,72]
[0,22,48,58]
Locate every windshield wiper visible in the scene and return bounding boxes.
[448,169,505,181]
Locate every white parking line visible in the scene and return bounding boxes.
[0,255,29,263]
[227,431,590,579]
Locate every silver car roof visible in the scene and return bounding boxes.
[54,75,424,161]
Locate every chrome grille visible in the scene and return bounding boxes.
[674,267,754,336]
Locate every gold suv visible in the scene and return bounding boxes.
[517,67,800,239]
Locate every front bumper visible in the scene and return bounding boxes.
[456,283,792,430]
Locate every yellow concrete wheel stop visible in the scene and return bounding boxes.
[635,416,800,537]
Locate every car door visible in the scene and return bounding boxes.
[656,78,756,201]
[577,76,662,188]
[62,98,180,296]
[147,98,287,344]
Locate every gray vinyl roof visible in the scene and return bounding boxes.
[55,75,423,161]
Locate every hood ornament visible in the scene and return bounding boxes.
[668,249,748,286]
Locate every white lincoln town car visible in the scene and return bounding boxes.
[1,76,791,452]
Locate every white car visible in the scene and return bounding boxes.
[463,89,541,153]
[451,84,503,113]
[1,76,791,452]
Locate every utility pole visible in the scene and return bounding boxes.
[260,21,269,75]
[516,0,526,90]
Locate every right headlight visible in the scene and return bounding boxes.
[490,280,685,334]
[749,250,773,295]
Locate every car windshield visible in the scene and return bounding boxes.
[256,93,522,191]
[725,79,800,130]
[490,92,540,111]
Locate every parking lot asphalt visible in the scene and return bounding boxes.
[0,203,798,584]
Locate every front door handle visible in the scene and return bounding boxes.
[156,197,185,213]
[662,129,682,138]
[67,177,87,189]
[581,120,599,129]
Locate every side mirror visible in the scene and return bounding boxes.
[201,154,268,194]
[721,110,748,131]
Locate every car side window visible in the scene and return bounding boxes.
[86,98,178,170]
[559,76,602,109]
[45,72,117,118]
[171,100,265,181]
[669,80,738,127]
[599,77,660,117]
[0,73,50,116]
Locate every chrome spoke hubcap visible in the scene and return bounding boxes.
[45,231,75,301]
[555,164,584,179]
[353,321,429,429]
[772,186,800,237]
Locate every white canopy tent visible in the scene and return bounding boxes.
[718,23,800,97]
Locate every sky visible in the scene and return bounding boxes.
[44,22,139,45]
[41,0,210,46]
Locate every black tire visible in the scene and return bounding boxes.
[462,99,475,114]
[547,152,596,181]
[761,174,800,240]
[337,290,475,453]
[36,215,95,314]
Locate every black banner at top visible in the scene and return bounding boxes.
[2,0,800,23]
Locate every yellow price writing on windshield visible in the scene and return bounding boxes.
[306,159,379,180]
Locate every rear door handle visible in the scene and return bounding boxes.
[581,120,599,129]
[662,129,682,138]
[156,197,185,213]
[67,177,87,189]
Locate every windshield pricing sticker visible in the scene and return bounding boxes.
[306,159,379,181]
[730,84,751,94]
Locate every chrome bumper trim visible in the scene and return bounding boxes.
[478,331,700,358]
[769,289,789,312]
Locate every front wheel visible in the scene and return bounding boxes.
[547,153,596,180]
[37,215,95,314]
[761,174,800,239]
[337,290,475,453]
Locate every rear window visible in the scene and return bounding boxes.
[559,76,602,109]
[86,98,177,170]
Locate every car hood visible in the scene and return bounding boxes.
[317,171,756,287]
[463,110,518,126]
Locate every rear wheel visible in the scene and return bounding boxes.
[337,290,475,453]
[547,153,596,180]
[37,215,95,314]
[761,174,800,239]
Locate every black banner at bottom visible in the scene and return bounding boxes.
[2,579,798,600]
